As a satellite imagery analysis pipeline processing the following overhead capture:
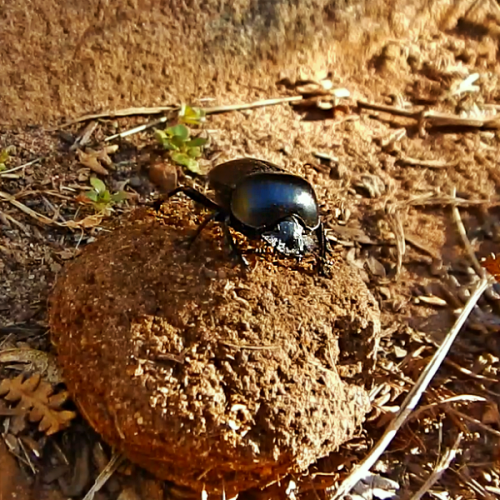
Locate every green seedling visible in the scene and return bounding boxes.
[0,148,10,172]
[178,104,206,126]
[155,123,208,175]
[84,177,126,213]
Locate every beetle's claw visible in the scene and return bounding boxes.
[316,256,333,278]
[229,248,249,268]
[152,197,165,212]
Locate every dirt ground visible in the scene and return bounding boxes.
[2,0,500,499]
[0,0,486,127]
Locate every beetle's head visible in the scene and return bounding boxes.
[261,217,315,257]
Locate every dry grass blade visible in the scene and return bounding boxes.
[455,469,495,500]
[327,277,491,500]
[450,187,485,278]
[408,395,487,421]
[0,190,105,229]
[409,433,462,500]
[203,95,303,115]
[0,157,44,176]
[105,116,168,142]
[0,190,62,226]
[401,157,458,169]
[55,105,179,129]
[446,407,500,438]
[105,96,304,142]
[0,373,76,435]
[82,451,125,500]
[444,358,499,382]
[357,99,500,130]
[401,193,499,208]
[386,203,405,279]
[0,210,30,234]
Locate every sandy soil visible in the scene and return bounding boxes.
[1,0,500,499]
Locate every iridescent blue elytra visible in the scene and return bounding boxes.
[230,172,320,230]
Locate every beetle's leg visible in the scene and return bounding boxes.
[154,186,222,212]
[315,221,327,276]
[315,221,327,260]
[185,211,220,248]
[222,217,249,267]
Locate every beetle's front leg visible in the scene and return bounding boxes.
[155,186,222,212]
[222,216,249,267]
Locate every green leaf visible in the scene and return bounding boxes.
[170,152,202,174]
[85,190,98,202]
[180,105,206,125]
[185,137,208,148]
[166,124,189,140]
[154,129,167,142]
[187,147,202,158]
[0,149,9,163]
[90,177,106,195]
[100,190,111,203]
[0,163,6,172]
[170,135,187,150]
[162,138,178,151]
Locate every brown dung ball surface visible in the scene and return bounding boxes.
[49,203,380,495]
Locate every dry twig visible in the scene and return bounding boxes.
[0,191,62,226]
[82,451,126,500]
[409,433,462,500]
[327,277,492,500]
[55,106,178,129]
[400,157,458,169]
[450,187,485,278]
[385,203,405,279]
[358,100,500,132]
[100,96,303,141]
[0,157,44,176]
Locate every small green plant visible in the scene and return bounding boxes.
[0,148,10,172]
[178,104,206,126]
[155,105,208,174]
[155,123,208,174]
[84,177,126,213]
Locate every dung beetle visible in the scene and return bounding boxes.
[158,158,329,273]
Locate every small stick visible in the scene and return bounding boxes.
[0,191,61,226]
[82,451,125,500]
[400,157,458,169]
[0,157,44,176]
[450,187,485,278]
[404,234,439,259]
[55,106,178,129]
[408,394,487,421]
[327,277,491,500]
[447,407,500,438]
[386,204,405,279]
[203,95,303,115]
[102,96,304,142]
[0,210,30,234]
[409,433,462,500]
[358,99,500,129]
[105,116,168,142]
[401,194,499,208]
